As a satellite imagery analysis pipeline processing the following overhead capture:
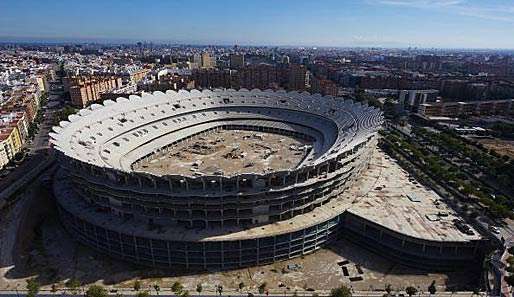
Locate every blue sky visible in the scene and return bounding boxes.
[1,0,514,48]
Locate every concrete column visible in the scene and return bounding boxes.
[149,238,156,266]
[166,241,172,267]
[252,175,257,189]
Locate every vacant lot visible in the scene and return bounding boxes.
[477,138,514,159]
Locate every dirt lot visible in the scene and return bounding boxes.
[476,138,514,159]
[0,215,480,293]
[1,174,480,294]
[135,129,311,176]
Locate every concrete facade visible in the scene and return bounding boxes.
[50,89,484,270]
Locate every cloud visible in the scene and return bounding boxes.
[371,0,514,22]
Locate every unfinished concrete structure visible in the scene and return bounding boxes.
[50,89,483,270]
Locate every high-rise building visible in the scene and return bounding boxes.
[68,76,123,107]
[311,76,338,96]
[230,54,245,69]
[35,75,50,93]
[201,52,215,69]
[287,64,307,91]
[192,53,202,65]
[0,124,23,169]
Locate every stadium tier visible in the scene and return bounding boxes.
[50,89,484,270]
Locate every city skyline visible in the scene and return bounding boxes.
[2,0,514,49]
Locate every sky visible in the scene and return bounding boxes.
[1,0,514,49]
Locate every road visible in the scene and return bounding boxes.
[0,291,491,297]
[0,85,62,195]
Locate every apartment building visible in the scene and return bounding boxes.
[68,76,123,107]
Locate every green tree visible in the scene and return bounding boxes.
[330,285,352,297]
[66,279,81,294]
[153,284,161,295]
[26,279,40,297]
[196,284,203,295]
[133,280,142,291]
[405,286,418,297]
[181,291,190,297]
[258,282,267,294]
[86,285,108,297]
[238,282,245,291]
[385,284,392,295]
[428,281,436,295]
[136,291,150,297]
[172,281,184,294]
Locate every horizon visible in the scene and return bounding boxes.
[2,0,514,50]
[2,36,514,51]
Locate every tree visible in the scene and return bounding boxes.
[153,284,161,295]
[133,280,142,291]
[136,291,150,297]
[216,285,223,296]
[385,284,392,295]
[405,286,418,297]
[428,281,437,295]
[181,291,190,297]
[330,285,352,297]
[172,281,184,294]
[196,284,203,295]
[238,282,245,291]
[258,282,267,294]
[26,278,40,297]
[66,279,81,294]
[86,285,108,297]
[51,284,58,293]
